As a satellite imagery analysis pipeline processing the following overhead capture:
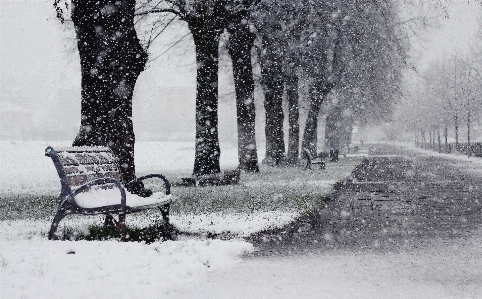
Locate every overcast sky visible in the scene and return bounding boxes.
[1,0,481,140]
[418,0,482,68]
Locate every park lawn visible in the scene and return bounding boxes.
[0,141,364,299]
[0,142,363,240]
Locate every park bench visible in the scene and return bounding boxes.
[303,148,326,170]
[45,146,172,240]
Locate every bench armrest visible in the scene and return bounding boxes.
[125,174,171,195]
[63,177,127,208]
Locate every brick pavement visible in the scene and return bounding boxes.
[249,144,482,255]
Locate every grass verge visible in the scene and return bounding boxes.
[1,156,363,242]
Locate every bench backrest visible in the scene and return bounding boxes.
[46,146,122,197]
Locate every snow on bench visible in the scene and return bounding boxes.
[303,148,326,170]
[45,146,172,240]
[73,188,172,209]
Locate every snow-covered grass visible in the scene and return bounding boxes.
[0,140,362,299]
[395,143,482,180]
[0,140,362,237]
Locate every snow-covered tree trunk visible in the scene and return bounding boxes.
[190,22,223,175]
[71,0,147,183]
[228,24,259,172]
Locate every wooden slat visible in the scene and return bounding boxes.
[74,153,99,165]
[58,155,79,166]
[67,174,88,187]
[56,147,122,191]
[55,146,111,153]
[64,166,81,175]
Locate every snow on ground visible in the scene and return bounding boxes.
[1,236,252,299]
[173,235,482,299]
[171,211,297,237]
[0,140,348,299]
[9,142,481,299]
[170,144,482,299]
[0,140,352,238]
[0,218,252,299]
[404,143,482,175]
[0,141,250,299]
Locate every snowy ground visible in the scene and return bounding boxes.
[0,140,357,299]
[2,141,481,299]
[174,236,482,299]
[172,144,482,299]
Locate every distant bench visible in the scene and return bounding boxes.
[45,146,172,240]
[303,148,327,170]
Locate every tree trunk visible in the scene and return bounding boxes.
[285,74,300,165]
[454,114,459,151]
[189,22,223,175]
[467,109,471,146]
[343,118,353,151]
[260,41,285,166]
[227,24,259,173]
[71,0,147,183]
[421,129,426,148]
[301,85,325,158]
[325,105,343,152]
[437,129,441,152]
[444,126,448,152]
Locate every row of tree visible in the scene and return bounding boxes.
[56,0,410,181]
[400,51,482,149]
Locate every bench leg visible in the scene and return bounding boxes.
[104,213,127,241]
[104,214,115,227]
[159,203,170,224]
[48,211,66,240]
[117,213,126,241]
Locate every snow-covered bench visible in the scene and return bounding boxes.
[45,146,172,240]
[303,148,326,170]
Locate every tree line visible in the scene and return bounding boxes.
[55,0,410,183]
[399,46,482,151]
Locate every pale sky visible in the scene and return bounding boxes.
[1,0,201,140]
[418,0,482,68]
[1,0,481,140]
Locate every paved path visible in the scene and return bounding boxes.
[249,144,482,254]
[174,144,482,299]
